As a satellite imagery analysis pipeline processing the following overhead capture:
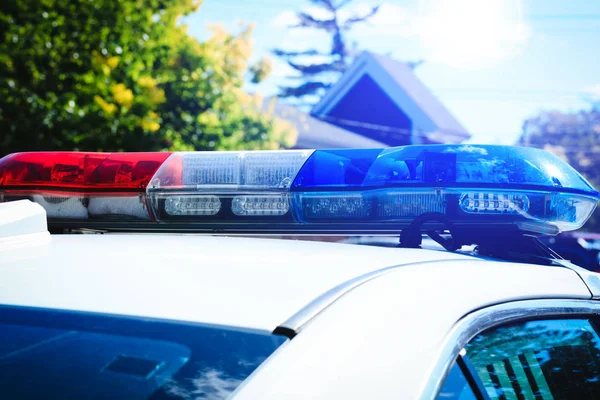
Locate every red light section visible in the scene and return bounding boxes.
[0,152,171,190]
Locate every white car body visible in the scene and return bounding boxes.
[2,201,600,398]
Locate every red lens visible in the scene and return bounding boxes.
[0,152,171,191]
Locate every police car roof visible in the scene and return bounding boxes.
[0,233,592,333]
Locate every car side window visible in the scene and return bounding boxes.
[437,361,478,400]
[440,318,600,400]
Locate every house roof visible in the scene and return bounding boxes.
[262,98,388,149]
[311,52,470,144]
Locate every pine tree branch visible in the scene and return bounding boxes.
[331,31,347,57]
[271,0,368,103]
[406,60,425,70]
[271,49,323,58]
[292,12,337,32]
[287,60,346,75]
[307,0,336,12]
[278,81,332,98]
[342,5,380,30]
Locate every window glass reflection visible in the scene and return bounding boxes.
[466,319,600,400]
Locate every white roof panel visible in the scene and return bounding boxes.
[0,234,473,331]
[234,260,592,399]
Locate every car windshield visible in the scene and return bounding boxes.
[0,306,286,400]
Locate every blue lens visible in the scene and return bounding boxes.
[291,145,599,232]
[290,148,382,189]
[293,145,598,196]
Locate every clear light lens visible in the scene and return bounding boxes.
[152,150,314,189]
[148,150,313,220]
[547,193,597,231]
[231,195,289,216]
[182,153,241,186]
[456,190,598,232]
[243,152,313,188]
[87,196,149,220]
[298,193,371,219]
[459,192,530,214]
[32,194,88,219]
[164,196,221,216]
[29,194,150,220]
[378,191,446,217]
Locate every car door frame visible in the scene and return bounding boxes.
[421,298,600,399]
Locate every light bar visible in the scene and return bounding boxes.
[0,146,598,236]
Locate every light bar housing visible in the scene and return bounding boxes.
[0,146,598,239]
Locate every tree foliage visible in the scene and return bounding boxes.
[272,0,379,103]
[518,106,600,230]
[0,0,297,154]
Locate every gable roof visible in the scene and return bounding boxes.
[262,98,388,149]
[311,52,470,144]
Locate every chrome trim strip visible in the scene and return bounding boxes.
[420,299,600,399]
[274,258,480,338]
[275,252,600,339]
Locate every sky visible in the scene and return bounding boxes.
[184,0,600,145]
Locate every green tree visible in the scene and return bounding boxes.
[0,0,296,154]
[518,106,600,230]
[272,0,380,104]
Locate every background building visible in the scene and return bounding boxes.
[269,52,470,149]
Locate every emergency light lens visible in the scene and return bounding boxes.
[243,152,312,188]
[153,150,314,189]
[378,191,446,218]
[164,196,221,216]
[547,193,597,231]
[298,193,371,219]
[0,152,171,221]
[0,152,170,189]
[183,153,241,186]
[148,150,313,221]
[231,195,289,216]
[459,192,530,214]
[31,194,89,219]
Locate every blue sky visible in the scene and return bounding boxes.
[185,0,600,144]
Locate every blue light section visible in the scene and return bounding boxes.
[291,145,599,232]
[291,148,382,189]
[292,145,599,196]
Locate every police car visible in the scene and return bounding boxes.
[1,145,600,399]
